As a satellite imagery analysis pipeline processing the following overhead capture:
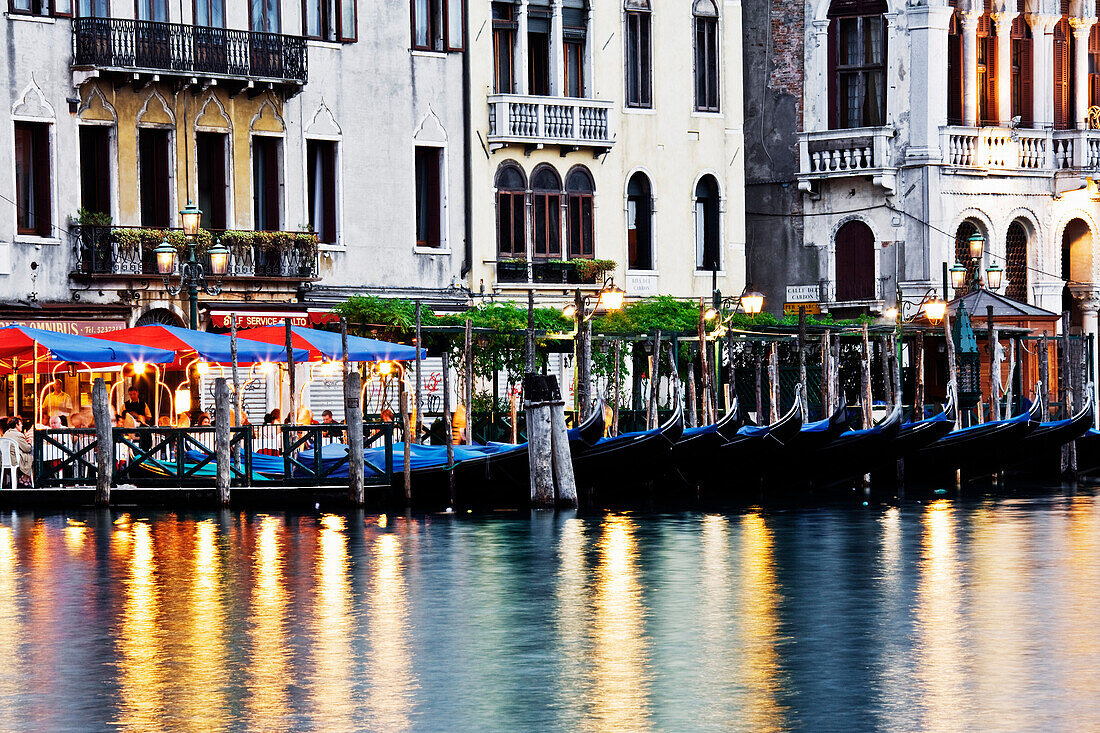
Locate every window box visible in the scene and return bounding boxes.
[534,260,571,283]
[568,258,615,284]
[497,259,528,282]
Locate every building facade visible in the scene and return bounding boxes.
[1,0,467,336]
[745,0,1100,340]
[467,0,747,305]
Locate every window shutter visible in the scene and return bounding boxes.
[947,27,963,125]
[986,36,997,124]
[1019,36,1033,125]
[1054,24,1069,129]
[33,125,52,237]
[828,19,839,129]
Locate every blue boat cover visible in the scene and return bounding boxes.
[0,325,176,364]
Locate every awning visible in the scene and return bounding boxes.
[235,325,425,361]
[0,325,175,365]
[89,325,310,365]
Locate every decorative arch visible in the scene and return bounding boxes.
[12,77,55,120]
[307,98,343,139]
[412,105,446,143]
[626,170,654,271]
[693,0,718,16]
[1060,216,1096,285]
[1005,219,1031,302]
[194,93,231,132]
[136,88,175,127]
[78,85,116,124]
[249,96,285,134]
[694,173,721,271]
[531,163,562,191]
[135,306,185,328]
[495,160,527,190]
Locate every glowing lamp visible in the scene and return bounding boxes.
[196,361,211,377]
[884,307,899,322]
[922,298,948,325]
[740,290,765,316]
[986,262,1003,290]
[180,202,202,238]
[561,303,578,319]
[703,307,720,322]
[597,283,626,312]
[378,361,394,376]
[175,388,191,415]
[949,263,968,290]
[155,240,176,275]
[208,239,230,276]
[258,362,275,375]
[132,362,146,375]
[968,231,985,261]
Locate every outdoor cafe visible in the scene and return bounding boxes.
[0,322,423,490]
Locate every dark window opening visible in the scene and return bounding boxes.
[10,0,70,15]
[79,125,111,222]
[197,132,227,231]
[528,17,551,96]
[252,135,282,231]
[627,172,652,270]
[195,0,225,26]
[14,121,52,237]
[415,146,443,248]
[693,0,719,112]
[1005,221,1028,302]
[566,167,593,258]
[694,175,720,271]
[413,0,464,51]
[496,165,526,258]
[532,166,561,259]
[1012,16,1033,127]
[78,0,107,15]
[626,9,652,108]
[954,220,980,291]
[138,128,170,229]
[835,220,876,301]
[827,0,886,129]
[1053,18,1075,130]
[250,0,280,32]
[493,3,516,93]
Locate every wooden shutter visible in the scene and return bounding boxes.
[1054,21,1070,129]
[835,221,875,301]
[263,139,280,230]
[948,19,963,125]
[828,18,839,128]
[1019,35,1033,125]
[985,35,997,124]
[33,125,51,237]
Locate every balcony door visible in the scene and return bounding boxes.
[528,12,551,96]
[834,220,875,301]
[79,125,111,221]
[138,128,171,228]
[135,0,170,69]
[197,132,228,231]
[194,0,227,74]
[252,135,282,231]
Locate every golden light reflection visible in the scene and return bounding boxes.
[310,514,356,729]
[1059,500,1100,709]
[915,500,969,730]
[366,532,416,731]
[246,515,291,728]
[586,515,651,731]
[0,526,20,706]
[63,520,86,554]
[736,513,787,731]
[114,521,165,728]
[181,519,227,731]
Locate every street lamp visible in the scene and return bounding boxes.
[155,203,227,330]
[891,286,947,325]
[561,276,628,323]
[740,290,765,317]
[968,231,985,262]
[985,261,1003,290]
[949,262,968,290]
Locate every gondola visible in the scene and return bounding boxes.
[890,394,958,456]
[1009,385,1094,475]
[787,403,904,489]
[668,398,744,479]
[906,391,1044,481]
[782,398,849,453]
[575,399,684,504]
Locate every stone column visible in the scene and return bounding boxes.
[807,20,831,132]
[961,10,981,127]
[550,0,564,96]
[1027,13,1059,128]
[1075,290,1100,427]
[992,10,1018,125]
[1071,18,1096,129]
[516,0,530,95]
[907,5,955,161]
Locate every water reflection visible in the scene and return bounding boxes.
[736,513,787,731]
[246,515,291,729]
[114,521,165,728]
[310,514,356,728]
[185,519,227,731]
[586,515,652,731]
[365,531,417,730]
[0,526,20,711]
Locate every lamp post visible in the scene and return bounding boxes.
[950,231,1004,295]
[154,202,229,330]
[562,277,627,417]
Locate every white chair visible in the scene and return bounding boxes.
[0,438,18,490]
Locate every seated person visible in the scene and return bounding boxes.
[2,416,33,487]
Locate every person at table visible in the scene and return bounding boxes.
[42,379,74,424]
[320,409,344,444]
[3,416,33,486]
[122,388,152,427]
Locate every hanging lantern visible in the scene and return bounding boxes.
[922,298,948,325]
[950,263,968,290]
[740,290,765,316]
[180,202,202,238]
[208,239,230,276]
[986,261,1003,290]
[155,240,177,275]
[968,231,985,261]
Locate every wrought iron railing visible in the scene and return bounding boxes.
[70,225,318,279]
[72,18,307,84]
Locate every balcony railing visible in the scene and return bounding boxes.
[941,127,1100,172]
[487,95,614,151]
[71,225,318,280]
[797,126,897,192]
[72,18,307,84]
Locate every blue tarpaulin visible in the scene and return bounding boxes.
[91,325,311,364]
[236,325,425,361]
[0,325,176,365]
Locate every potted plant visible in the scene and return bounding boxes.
[294,232,318,277]
[497,258,528,283]
[534,258,572,283]
[570,258,616,284]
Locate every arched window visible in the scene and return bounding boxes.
[1005,220,1028,302]
[1062,218,1092,312]
[694,175,720,271]
[1053,17,1074,130]
[496,163,526,258]
[693,0,719,112]
[954,219,981,292]
[835,220,875,301]
[1011,14,1033,127]
[566,167,594,258]
[827,0,886,129]
[625,0,652,108]
[531,165,562,259]
[627,172,653,270]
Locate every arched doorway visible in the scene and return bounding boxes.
[835,220,875,301]
[1005,220,1029,303]
[136,307,183,327]
[1062,218,1093,322]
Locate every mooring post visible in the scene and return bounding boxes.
[548,387,577,508]
[988,306,1000,422]
[525,290,536,372]
[726,331,736,414]
[463,319,473,445]
[821,330,832,414]
[525,374,555,508]
[877,334,892,412]
[943,308,960,429]
[612,339,621,436]
[697,299,711,424]
[914,331,925,418]
[1005,337,1017,415]
[1038,331,1049,419]
[414,301,423,444]
[575,289,592,420]
[399,387,412,505]
[214,378,231,506]
[442,352,456,506]
[754,342,763,424]
[346,370,365,506]
[1061,312,1073,474]
[798,307,808,419]
[284,318,297,428]
[685,362,698,428]
[768,342,780,424]
[92,377,111,507]
[650,329,663,428]
[860,324,873,429]
[889,332,902,409]
[230,314,241,425]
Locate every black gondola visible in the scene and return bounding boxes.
[788,403,904,489]
[1010,385,1094,475]
[668,398,744,482]
[783,398,849,453]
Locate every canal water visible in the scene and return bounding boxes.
[2,492,1099,731]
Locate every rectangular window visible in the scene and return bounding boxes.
[626,11,652,108]
[194,0,224,26]
[567,194,592,257]
[414,146,443,248]
[78,0,107,15]
[528,17,551,96]
[79,126,111,221]
[303,0,355,40]
[412,0,462,50]
[497,191,525,257]
[832,14,885,128]
[307,140,338,244]
[564,40,584,98]
[136,0,167,20]
[532,192,560,258]
[138,128,170,228]
[339,0,357,41]
[250,0,279,32]
[9,0,67,15]
[196,132,227,231]
[492,3,516,93]
[694,15,719,111]
[252,136,282,231]
[14,122,51,237]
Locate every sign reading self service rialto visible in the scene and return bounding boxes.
[0,319,127,337]
[785,285,819,303]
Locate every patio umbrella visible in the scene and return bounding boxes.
[90,325,310,365]
[235,325,425,361]
[0,325,175,366]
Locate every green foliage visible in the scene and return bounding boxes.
[571,258,616,281]
[76,208,111,226]
[334,296,436,329]
[776,312,874,327]
[593,295,706,334]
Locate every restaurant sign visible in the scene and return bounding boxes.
[208,312,338,329]
[0,319,127,337]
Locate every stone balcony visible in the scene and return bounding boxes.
[797,126,897,194]
[940,126,1100,173]
[487,94,614,154]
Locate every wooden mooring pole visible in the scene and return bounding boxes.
[399,385,412,505]
[285,318,296,426]
[92,377,111,507]
[754,342,763,423]
[860,324,873,428]
[414,301,423,444]
[230,315,241,424]
[1061,312,1075,475]
[346,370,365,506]
[768,342,780,424]
[914,331,925,419]
[214,377,231,506]
[988,306,1000,422]
[612,339,621,436]
[1039,331,1049,418]
[442,352,456,506]
[525,374,555,508]
[943,308,960,430]
[464,319,473,445]
[798,307,808,419]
